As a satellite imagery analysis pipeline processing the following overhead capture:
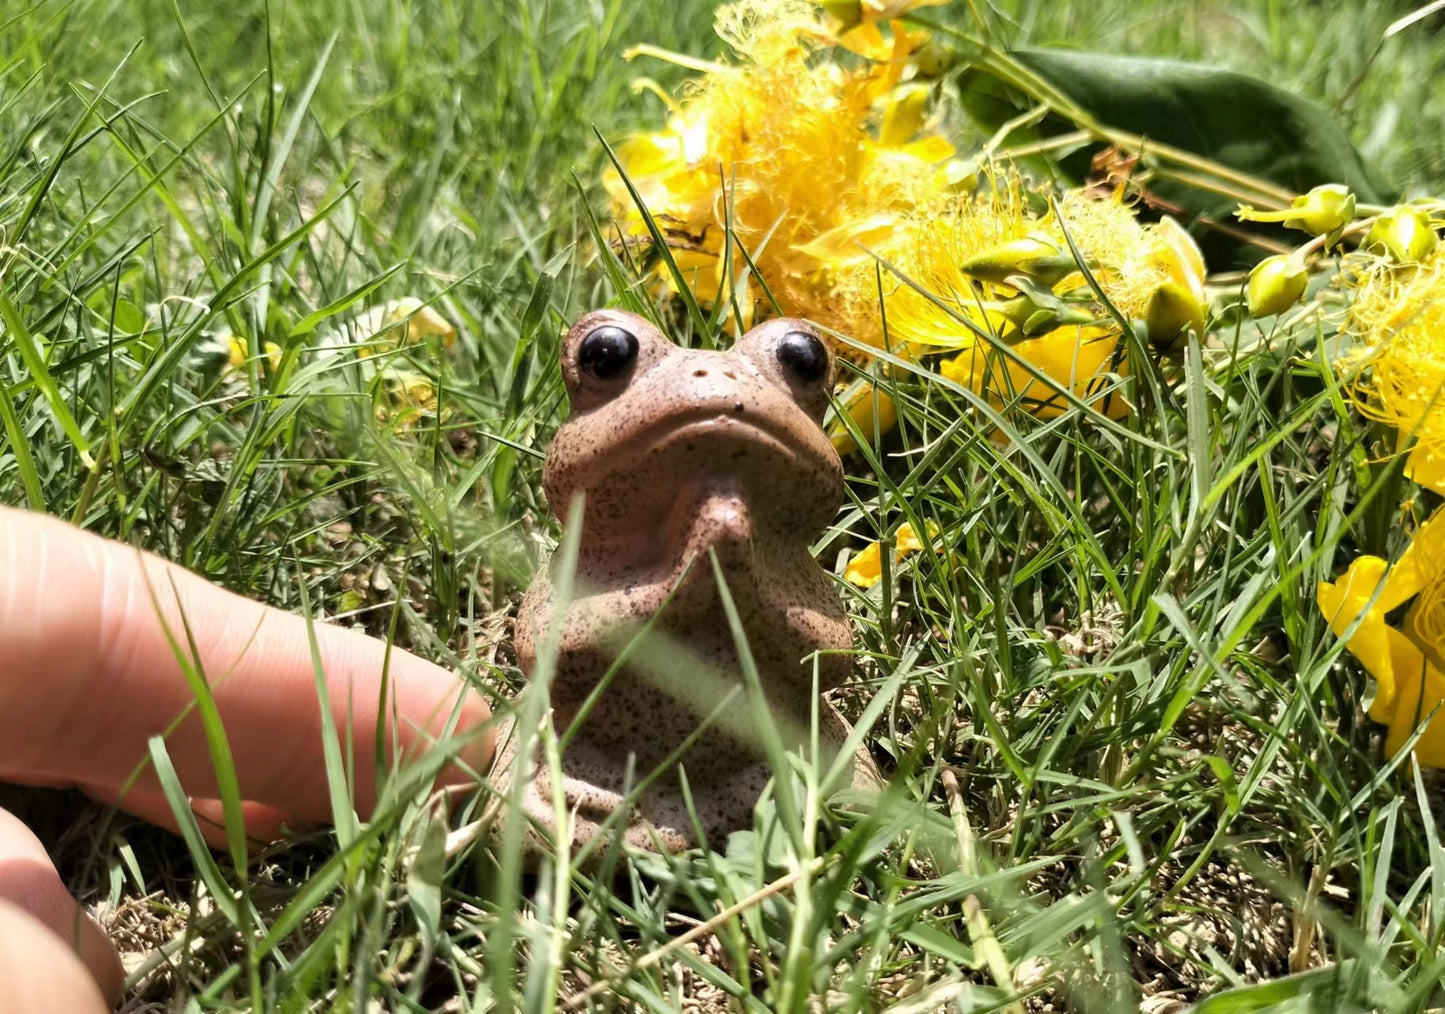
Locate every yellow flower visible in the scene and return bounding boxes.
[939,324,1129,420]
[607,0,1188,430]
[358,297,457,357]
[844,521,940,588]
[1343,248,1445,493]
[225,334,282,373]
[605,0,958,345]
[1318,510,1445,765]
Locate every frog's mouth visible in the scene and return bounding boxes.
[545,399,843,528]
[635,412,810,461]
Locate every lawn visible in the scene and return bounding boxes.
[2,0,1445,1010]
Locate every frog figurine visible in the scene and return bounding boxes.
[489,309,880,857]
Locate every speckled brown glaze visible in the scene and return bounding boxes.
[489,309,880,858]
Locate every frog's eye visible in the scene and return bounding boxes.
[776,331,829,384]
[578,325,639,380]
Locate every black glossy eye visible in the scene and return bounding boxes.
[776,331,829,384]
[578,325,638,380]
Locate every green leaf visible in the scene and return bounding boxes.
[957,49,1393,265]
[1187,961,1369,1013]
[0,287,94,468]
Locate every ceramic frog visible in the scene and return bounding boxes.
[490,309,878,855]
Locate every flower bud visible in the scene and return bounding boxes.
[911,41,955,79]
[961,233,1079,287]
[1364,206,1438,264]
[1145,281,1205,348]
[1246,254,1308,318]
[820,0,864,29]
[995,277,1097,337]
[1236,184,1356,237]
[1287,184,1355,235]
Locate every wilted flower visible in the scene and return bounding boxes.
[1318,510,1445,766]
[1237,183,1356,237]
[845,520,940,587]
[1246,254,1308,318]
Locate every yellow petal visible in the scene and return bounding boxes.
[878,82,931,145]
[1318,556,1406,716]
[793,215,901,267]
[1380,510,1445,611]
[1153,216,1206,297]
[897,134,955,163]
[895,520,941,554]
[944,325,1128,419]
[1406,443,1445,497]
[226,334,247,370]
[830,381,898,454]
[384,299,456,345]
[845,541,885,588]
[1378,646,1445,765]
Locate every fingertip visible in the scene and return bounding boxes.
[372,651,496,794]
[92,788,299,849]
[0,811,124,1005]
[0,900,112,1014]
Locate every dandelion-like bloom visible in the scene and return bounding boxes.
[606,0,955,344]
[607,0,1207,424]
[1345,247,1445,492]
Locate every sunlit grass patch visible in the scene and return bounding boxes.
[3,0,1445,1010]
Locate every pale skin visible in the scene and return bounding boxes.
[0,507,496,1012]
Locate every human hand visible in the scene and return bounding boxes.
[0,507,495,1012]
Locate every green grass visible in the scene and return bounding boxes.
[3,0,1445,1010]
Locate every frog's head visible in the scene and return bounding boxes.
[542,309,844,541]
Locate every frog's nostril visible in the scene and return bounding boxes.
[693,368,708,378]
[722,369,737,380]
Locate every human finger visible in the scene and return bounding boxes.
[0,507,494,825]
[82,786,298,848]
[0,808,124,1004]
[0,901,110,1014]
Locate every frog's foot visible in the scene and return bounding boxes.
[483,702,881,868]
